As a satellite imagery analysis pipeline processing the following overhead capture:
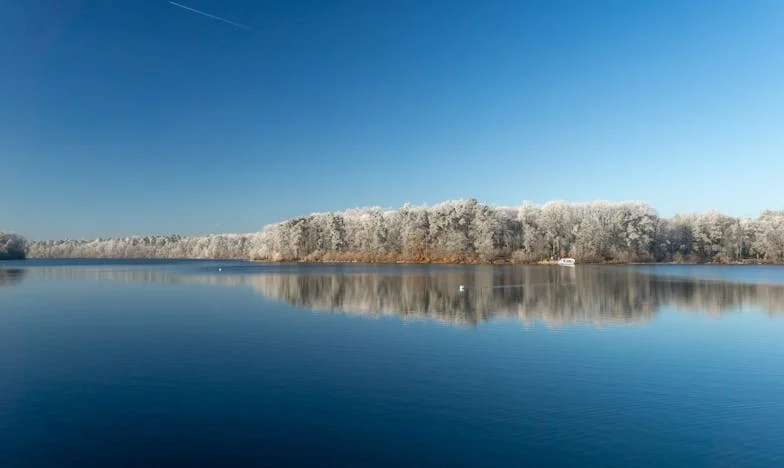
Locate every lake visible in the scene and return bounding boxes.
[2,260,784,467]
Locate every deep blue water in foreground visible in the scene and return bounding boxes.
[2,261,784,467]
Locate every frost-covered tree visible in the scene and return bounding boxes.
[399,204,430,260]
[572,206,606,262]
[0,232,26,260]
[750,211,784,263]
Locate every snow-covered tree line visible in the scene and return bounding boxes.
[0,232,26,260]
[26,233,258,260]
[14,200,784,263]
[251,200,784,264]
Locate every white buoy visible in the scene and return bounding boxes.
[459,285,465,292]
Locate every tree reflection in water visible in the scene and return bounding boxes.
[0,269,26,288]
[22,265,784,326]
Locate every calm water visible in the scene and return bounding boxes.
[2,260,784,467]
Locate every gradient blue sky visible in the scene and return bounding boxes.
[2,0,783,239]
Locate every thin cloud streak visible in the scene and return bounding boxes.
[168,1,253,31]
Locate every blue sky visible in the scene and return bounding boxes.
[2,0,782,239]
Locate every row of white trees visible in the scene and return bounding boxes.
[13,200,784,263]
[26,233,258,260]
[251,200,784,263]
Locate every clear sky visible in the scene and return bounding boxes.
[2,0,782,239]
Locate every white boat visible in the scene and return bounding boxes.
[557,258,576,266]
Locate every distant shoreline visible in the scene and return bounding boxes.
[10,199,784,265]
[6,256,781,266]
[252,258,777,266]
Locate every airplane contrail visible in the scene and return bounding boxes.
[168,1,253,31]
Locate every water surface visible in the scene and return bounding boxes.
[2,261,784,467]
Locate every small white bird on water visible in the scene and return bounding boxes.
[459,285,465,292]
[218,268,222,272]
